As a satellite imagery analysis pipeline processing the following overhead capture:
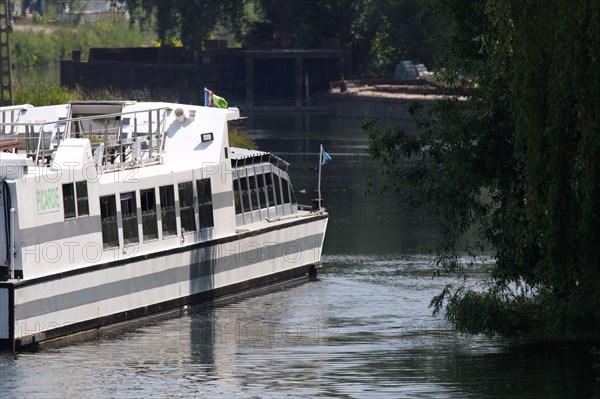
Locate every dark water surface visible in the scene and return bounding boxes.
[1,113,599,398]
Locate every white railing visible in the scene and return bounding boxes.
[0,106,171,170]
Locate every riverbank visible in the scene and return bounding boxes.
[328,78,464,121]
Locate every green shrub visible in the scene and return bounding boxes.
[10,20,146,68]
[228,126,257,149]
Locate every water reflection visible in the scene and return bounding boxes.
[3,254,597,398]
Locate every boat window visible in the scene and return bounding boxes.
[273,174,282,205]
[100,195,118,248]
[196,178,214,229]
[76,181,89,216]
[160,185,177,237]
[62,183,76,219]
[240,176,250,213]
[249,175,259,211]
[288,180,297,205]
[140,189,158,241]
[281,177,291,204]
[256,169,267,209]
[71,115,121,139]
[265,173,276,207]
[233,179,242,214]
[121,192,139,244]
[178,181,196,233]
[63,181,90,219]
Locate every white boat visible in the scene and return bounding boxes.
[0,101,328,351]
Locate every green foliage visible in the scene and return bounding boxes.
[124,0,244,55]
[124,0,438,77]
[13,82,71,106]
[13,83,155,106]
[10,20,146,68]
[228,125,257,150]
[367,0,600,338]
[255,0,439,76]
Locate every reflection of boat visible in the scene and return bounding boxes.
[0,101,328,351]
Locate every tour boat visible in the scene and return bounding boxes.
[0,101,328,351]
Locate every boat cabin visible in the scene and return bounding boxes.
[0,101,298,281]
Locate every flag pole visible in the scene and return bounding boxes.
[318,144,323,209]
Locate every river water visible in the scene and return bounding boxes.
[1,112,599,398]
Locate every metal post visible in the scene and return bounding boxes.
[317,144,322,209]
[133,116,137,142]
[104,122,108,164]
[0,0,13,106]
[9,207,14,280]
[41,129,45,164]
[156,109,162,156]
[148,111,153,159]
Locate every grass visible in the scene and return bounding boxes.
[13,82,153,106]
[228,125,257,149]
[11,19,149,68]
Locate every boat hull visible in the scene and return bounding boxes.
[0,214,327,351]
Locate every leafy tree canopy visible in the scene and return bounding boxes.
[366,0,600,338]
[123,0,439,76]
[123,0,244,55]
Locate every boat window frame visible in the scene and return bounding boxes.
[233,178,243,215]
[178,181,196,234]
[140,188,159,242]
[76,181,89,216]
[281,176,291,204]
[239,171,250,220]
[257,167,268,213]
[266,172,277,208]
[248,173,259,212]
[159,185,177,238]
[62,181,90,220]
[120,191,139,244]
[273,172,283,206]
[196,178,214,230]
[62,183,76,219]
[99,194,119,249]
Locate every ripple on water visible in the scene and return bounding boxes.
[0,254,597,398]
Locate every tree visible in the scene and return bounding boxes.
[254,0,438,76]
[123,0,244,55]
[366,0,600,338]
[124,0,439,76]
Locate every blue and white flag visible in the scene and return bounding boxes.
[321,149,332,165]
[204,88,212,107]
[317,144,330,209]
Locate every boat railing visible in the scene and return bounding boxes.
[0,106,171,171]
[0,105,34,137]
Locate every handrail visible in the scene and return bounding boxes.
[1,105,172,169]
[34,127,43,165]
[0,105,172,128]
